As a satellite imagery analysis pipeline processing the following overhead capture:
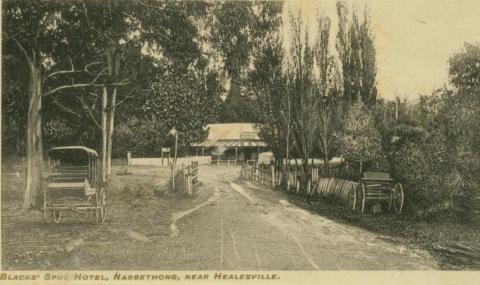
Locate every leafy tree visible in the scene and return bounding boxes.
[210,0,260,123]
[210,1,253,82]
[285,11,319,172]
[449,42,480,93]
[313,15,343,165]
[252,36,288,165]
[336,1,377,107]
[3,0,113,209]
[43,119,76,147]
[284,8,343,173]
[145,70,218,147]
[340,98,382,173]
[216,85,259,122]
[1,54,29,156]
[113,116,170,158]
[73,0,208,181]
[248,1,289,165]
[3,0,210,209]
[383,43,480,217]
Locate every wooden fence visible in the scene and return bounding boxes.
[241,162,358,203]
[127,151,211,167]
[210,159,257,167]
[241,163,275,185]
[182,161,199,195]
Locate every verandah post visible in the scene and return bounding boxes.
[235,147,238,166]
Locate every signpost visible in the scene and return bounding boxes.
[161,147,170,166]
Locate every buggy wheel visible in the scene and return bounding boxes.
[52,210,62,223]
[360,182,367,213]
[392,183,404,214]
[349,184,357,211]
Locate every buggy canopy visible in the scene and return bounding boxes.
[48,146,98,156]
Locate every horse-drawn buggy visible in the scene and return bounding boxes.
[43,146,106,223]
[349,171,404,214]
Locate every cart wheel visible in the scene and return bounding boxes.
[348,184,357,211]
[360,182,367,213]
[52,210,62,223]
[387,184,395,211]
[392,183,404,214]
[387,192,393,211]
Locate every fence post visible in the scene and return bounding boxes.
[189,166,193,195]
[307,169,312,196]
[260,165,263,184]
[185,165,189,195]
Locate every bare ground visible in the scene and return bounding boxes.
[1,164,440,270]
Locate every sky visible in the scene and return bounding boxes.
[283,0,480,100]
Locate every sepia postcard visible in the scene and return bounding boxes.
[1,0,479,284]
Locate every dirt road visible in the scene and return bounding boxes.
[1,165,438,270]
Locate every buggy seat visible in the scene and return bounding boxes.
[47,165,95,196]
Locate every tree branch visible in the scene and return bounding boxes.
[44,70,84,82]
[45,58,104,82]
[11,37,32,67]
[91,81,130,87]
[68,55,74,70]
[44,82,93,97]
[53,98,81,117]
[43,67,108,97]
[85,61,104,75]
[76,95,101,129]
[106,89,136,111]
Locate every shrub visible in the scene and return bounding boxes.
[388,121,478,220]
[340,99,383,173]
[113,117,170,158]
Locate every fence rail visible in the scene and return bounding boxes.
[210,159,258,167]
[241,163,275,185]
[182,161,199,195]
[241,162,358,203]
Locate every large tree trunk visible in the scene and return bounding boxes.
[105,88,117,180]
[101,87,108,183]
[23,61,43,211]
[104,49,120,181]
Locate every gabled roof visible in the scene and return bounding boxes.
[205,123,261,140]
[194,123,266,148]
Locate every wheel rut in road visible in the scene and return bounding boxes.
[222,175,438,270]
[170,187,221,237]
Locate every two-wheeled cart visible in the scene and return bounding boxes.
[349,172,404,214]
